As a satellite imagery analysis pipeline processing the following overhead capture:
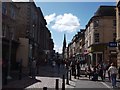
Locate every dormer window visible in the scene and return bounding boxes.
[94,20,99,28]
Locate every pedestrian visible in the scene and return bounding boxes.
[108,63,118,88]
[18,59,22,80]
[71,62,75,76]
[2,58,8,85]
[57,59,61,73]
[92,66,98,81]
[36,60,40,74]
[103,63,107,80]
[52,60,56,67]
[98,66,104,81]
[87,66,92,80]
[31,59,36,79]
[106,64,111,81]
[118,66,120,79]
[77,61,81,79]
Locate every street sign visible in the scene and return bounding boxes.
[109,42,117,47]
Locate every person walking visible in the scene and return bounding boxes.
[76,61,81,79]
[87,66,92,80]
[103,63,107,80]
[71,61,75,76]
[98,66,104,81]
[31,59,36,79]
[108,63,118,88]
[106,64,111,81]
[2,58,8,85]
[57,59,61,73]
[92,66,98,81]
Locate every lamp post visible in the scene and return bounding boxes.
[32,24,35,59]
[7,31,13,79]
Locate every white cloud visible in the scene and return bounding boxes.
[45,13,56,25]
[45,13,80,33]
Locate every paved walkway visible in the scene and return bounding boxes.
[74,75,120,89]
[2,64,77,89]
[2,64,120,89]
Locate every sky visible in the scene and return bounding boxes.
[34,2,116,53]
[12,0,116,53]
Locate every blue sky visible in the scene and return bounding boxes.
[35,2,116,53]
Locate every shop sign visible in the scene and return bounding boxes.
[109,42,117,47]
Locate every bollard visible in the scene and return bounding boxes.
[55,79,59,90]
[66,71,69,85]
[70,69,71,80]
[43,87,47,90]
[62,75,65,90]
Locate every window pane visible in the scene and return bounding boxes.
[2,2,6,15]
[94,20,99,27]
[94,33,99,43]
[11,4,15,19]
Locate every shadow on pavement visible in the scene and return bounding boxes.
[35,64,68,79]
[2,77,42,89]
[2,64,70,89]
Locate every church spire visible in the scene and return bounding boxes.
[63,34,66,48]
[62,34,66,59]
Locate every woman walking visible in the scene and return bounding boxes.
[108,63,118,88]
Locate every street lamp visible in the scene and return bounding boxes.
[7,31,13,79]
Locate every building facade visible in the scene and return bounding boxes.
[2,2,19,70]
[67,30,85,62]
[116,0,120,67]
[2,2,54,70]
[84,6,117,66]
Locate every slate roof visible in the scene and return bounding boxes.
[94,6,116,16]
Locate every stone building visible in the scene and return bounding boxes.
[2,2,20,70]
[84,6,117,66]
[116,0,120,67]
[14,2,54,67]
[67,30,85,62]
[14,2,40,67]
[2,2,54,69]
[75,30,85,61]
